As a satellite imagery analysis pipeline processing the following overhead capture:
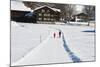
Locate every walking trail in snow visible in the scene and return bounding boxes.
[12,27,81,66]
[57,29,81,62]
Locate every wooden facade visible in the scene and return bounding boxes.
[33,6,61,23]
[11,10,37,23]
[11,10,30,20]
[11,4,61,23]
[11,0,37,23]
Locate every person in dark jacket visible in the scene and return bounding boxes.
[53,32,56,38]
[59,31,61,38]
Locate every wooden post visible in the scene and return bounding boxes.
[40,35,42,43]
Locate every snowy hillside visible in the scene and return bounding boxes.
[11,0,31,11]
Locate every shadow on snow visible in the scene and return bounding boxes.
[59,29,81,63]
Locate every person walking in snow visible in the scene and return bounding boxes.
[59,31,61,38]
[53,32,56,38]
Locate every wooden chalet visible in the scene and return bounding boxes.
[11,1,61,23]
[11,10,30,20]
[74,13,89,22]
[11,1,36,22]
[33,5,61,23]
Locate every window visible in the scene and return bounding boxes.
[51,15,54,17]
[47,10,50,13]
[39,13,42,16]
[42,9,45,13]
[44,18,47,21]
[51,19,53,21]
[38,18,42,20]
[44,14,47,16]
[47,18,50,21]
[47,14,50,16]
[44,14,51,17]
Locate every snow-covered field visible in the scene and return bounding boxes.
[11,21,95,66]
[11,21,53,63]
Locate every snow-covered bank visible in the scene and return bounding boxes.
[11,21,53,63]
[65,22,95,27]
[11,21,95,66]
[57,25,95,61]
[12,30,72,66]
[46,24,95,61]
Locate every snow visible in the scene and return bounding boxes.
[11,21,19,26]
[48,24,95,62]
[11,21,52,63]
[50,24,95,61]
[33,5,61,12]
[11,21,95,66]
[48,7,61,12]
[65,22,95,27]
[12,31,72,66]
[11,0,31,11]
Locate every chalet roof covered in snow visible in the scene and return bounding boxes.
[75,13,89,16]
[33,5,61,12]
[11,1,31,11]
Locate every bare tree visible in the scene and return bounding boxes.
[64,4,75,23]
[52,4,66,21]
[83,5,95,26]
[23,2,40,9]
[53,4,75,23]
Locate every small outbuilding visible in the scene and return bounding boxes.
[11,1,37,23]
[74,13,89,22]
